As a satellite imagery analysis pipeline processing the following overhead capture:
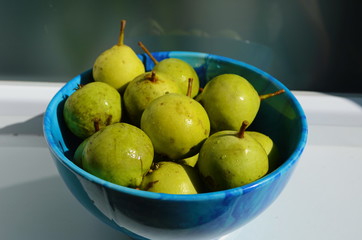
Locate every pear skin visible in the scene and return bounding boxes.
[140,161,205,194]
[247,131,281,173]
[153,58,200,98]
[141,93,210,160]
[123,71,182,126]
[82,123,154,188]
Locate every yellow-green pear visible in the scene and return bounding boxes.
[247,131,281,173]
[197,73,285,132]
[123,71,182,126]
[141,93,210,160]
[82,123,154,188]
[140,161,205,194]
[138,42,200,98]
[93,20,145,93]
[63,82,122,139]
[198,121,269,191]
[197,73,260,132]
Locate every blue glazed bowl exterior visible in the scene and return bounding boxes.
[43,51,308,240]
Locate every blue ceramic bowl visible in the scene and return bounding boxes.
[43,51,308,240]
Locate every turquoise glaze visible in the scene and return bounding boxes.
[43,52,308,240]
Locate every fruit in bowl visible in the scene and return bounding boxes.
[43,50,307,239]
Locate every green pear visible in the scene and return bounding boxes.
[141,93,210,160]
[73,137,91,168]
[178,153,199,167]
[197,121,269,191]
[93,20,145,93]
[247,131,281,173]
[197,73,260,132]
[63,81,121,139]
[138,42,200,98]
[123,71,182,126]
[82,123,154,188]
[198,73,285,132]
[153,58,200,98]
[140,161,205,194]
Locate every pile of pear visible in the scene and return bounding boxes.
[63,20,284,194]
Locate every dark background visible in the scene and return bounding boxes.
[1,0,361,93]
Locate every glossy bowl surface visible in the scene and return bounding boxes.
[43,51,308,240]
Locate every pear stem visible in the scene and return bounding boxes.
[74,84,84,91]
[237,121,249,138]
[147,71,157,83]
[93,118,101,132]
[138,41,159,65]
[106,115,113,126]
[117,20,126,46]
[187,78,193,97]
[259,89,285,100]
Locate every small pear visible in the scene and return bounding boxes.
[138,42,200,98]
[63,82,122,139]
[197,121,269,191]
[197,73,285,132]
[247,131,281,173]
[197,74,260,132]
[123,71,182,126]
[93,20,145,93]
[82,123,154,188]
[140,161,205,194]
[140,90,210,160]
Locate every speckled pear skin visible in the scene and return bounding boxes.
[44,51,308,240]
[140,93,210,160]
[123,71,182,126]
[198,130,269,191]
[153,58,200,98]
[82,123,154,188]
[197,73,260,132]
[140,161,205,194]
[63,82,121,139]
[247,131,281,173]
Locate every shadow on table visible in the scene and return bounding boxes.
[328,92,362,108]
[0,113,44,136]
[0,176,131,240]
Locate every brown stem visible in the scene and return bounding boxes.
[146,71,157,83]
[236,121,249,138]
[117,20,126,46]
[138,41,159,65]
[93,118,101,132]
[187,78,193,97]
[74,84,84,91]
[106,115,113,126]
[259,89,285,100]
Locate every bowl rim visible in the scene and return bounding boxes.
[43,51,308,201]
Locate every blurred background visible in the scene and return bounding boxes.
[0,0,361,93]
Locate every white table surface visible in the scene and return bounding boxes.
[1,81,361,240]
